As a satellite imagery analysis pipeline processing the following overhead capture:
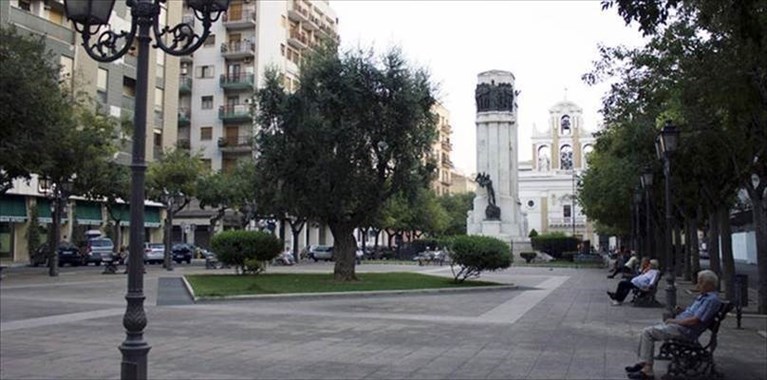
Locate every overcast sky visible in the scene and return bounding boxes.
[330,0,646,174]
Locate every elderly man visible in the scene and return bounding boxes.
[625,270,722,380]
[607,259,660,305]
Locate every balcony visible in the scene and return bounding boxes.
[287,1,310,22]
[177,138,191,150]
[223,9,256,29]
[441,157,453,168]
[548,217,587,228]
[288,29,308,49]
[441,123,452,134]
[218,135,254,153]
[179,53,193,63]
[220,40,255,59]
[219,73,255,91]
[218,104,251,124]
[179,76,192,94]
[178,108,191,127]
[441,140,452,151]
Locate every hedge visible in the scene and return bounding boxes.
[440,235,512,282]
[530,232,579,259]
[211,230,282,275]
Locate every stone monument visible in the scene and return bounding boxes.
[467,70,530,253]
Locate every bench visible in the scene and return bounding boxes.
[656,301,734,379]
[631,272,663,307]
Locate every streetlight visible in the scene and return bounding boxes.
[655,120,680,319]
[641,167,654,260]
[63,1,229,378]
[161,188,185,271]
[633,186,643,258]
[38,177,73,276]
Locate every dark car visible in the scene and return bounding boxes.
[56,242,83,266]
[171,243,193,264]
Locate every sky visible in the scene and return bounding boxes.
[330,0,646,174]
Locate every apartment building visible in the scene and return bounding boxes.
[0,0,180,262]
[177,0,338,172]
[431,103,453,196]
[174,0,339,248]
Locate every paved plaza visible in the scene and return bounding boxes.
[1,263,765,379]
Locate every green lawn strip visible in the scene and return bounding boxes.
[186,272,501,297]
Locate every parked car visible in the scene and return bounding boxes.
[143,243,165,264]
[82,237,114,266]
[171,243,193,264]
[57,241,83,267]
[311,245,334,261]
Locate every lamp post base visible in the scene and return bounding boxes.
[119,342,151,380]
[664,275,677,320]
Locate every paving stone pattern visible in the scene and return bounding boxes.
[0,263,764,379]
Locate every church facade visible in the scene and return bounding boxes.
[518,100,597,241]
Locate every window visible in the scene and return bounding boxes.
[204,34,215,46]
[60,56,74,90]
[200,127,212,140]
[96,68,108,104]
[201,96,213,109]
[17,0,31,11]
[537,145,551,171]
[154,88,164,112]
[527,200,535,208]
[123,77,136,97]
[154,132,163,148]
[563,205,572,218]
[196,65,214,79]
[280,43,286,56]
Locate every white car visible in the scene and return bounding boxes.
[311,245,333,261]
[143,243,165,264]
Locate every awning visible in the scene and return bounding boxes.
[75,201,103,225]
[36,198,68,224]
[0,195,27,223]
[106,204,130,225]
[145,207,161,227]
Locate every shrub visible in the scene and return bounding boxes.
[561,251,578,262]
[441,235,511,283]
[211,230,282,275]
[531,232,579,259]
[520,251,537,263]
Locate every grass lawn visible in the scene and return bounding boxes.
[186,272,502,297]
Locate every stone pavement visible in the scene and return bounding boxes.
[1,262,765,379]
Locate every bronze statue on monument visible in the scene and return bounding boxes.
[475,172,501,220]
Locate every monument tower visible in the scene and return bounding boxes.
[467,70,528,247]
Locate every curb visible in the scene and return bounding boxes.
[187,281,517,303]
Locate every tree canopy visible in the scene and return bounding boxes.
[255,44,438,280]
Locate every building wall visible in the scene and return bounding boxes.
[431,103,453,196]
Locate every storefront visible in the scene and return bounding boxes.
[0,195,28,262]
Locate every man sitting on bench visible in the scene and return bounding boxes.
[607,259,659,306]
[624,270,722,380]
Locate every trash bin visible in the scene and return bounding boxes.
[734,274,749,307]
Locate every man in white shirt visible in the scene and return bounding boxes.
[607,259,659,305]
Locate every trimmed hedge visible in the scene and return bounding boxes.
[441,235,512,283]
[211,230,282,275]
[531,232,579,259]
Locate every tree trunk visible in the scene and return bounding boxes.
[656,224,665,272]
[708,210,722,280]
[674,224,683,277]
[330,222,357,281]
[684,219,692,282]
[49,195,61,276]
[689,215,700,284]
[719,205,736,301]
[163,214,172,270]
[372,228,380,252]
[289,219,305,263]
[745,178,766,314]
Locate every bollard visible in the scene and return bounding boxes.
[734,274,749,329]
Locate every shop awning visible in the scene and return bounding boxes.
[145,207,161,227]
[106,204,130,225]
[0,195,27,223]
[75,201,103,225]
[36,198,69,224]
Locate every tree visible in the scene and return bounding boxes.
[255,45,437,281]
[197,159,258,233]
[0,26,72,193]
[599,0,767,312]
[437,192,475,236]
[146,148,206,268]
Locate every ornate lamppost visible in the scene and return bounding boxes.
[655,120,680,319]
[63,1,229,378]
[641,168,653,259]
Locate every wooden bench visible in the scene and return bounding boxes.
[656,301,734,379]
[631,272,663,307]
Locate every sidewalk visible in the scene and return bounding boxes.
[1,263,764,379]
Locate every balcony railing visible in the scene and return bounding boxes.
[223,9,256,29]
[218,104,251,123]
[179,75,192,94]
[178,108,191,127]
[548,217,587,227]
[288,28,308,49]
[220,40,255,59]
[219,73,255,90]
[218,135,254,153]
[441,140,452,151]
